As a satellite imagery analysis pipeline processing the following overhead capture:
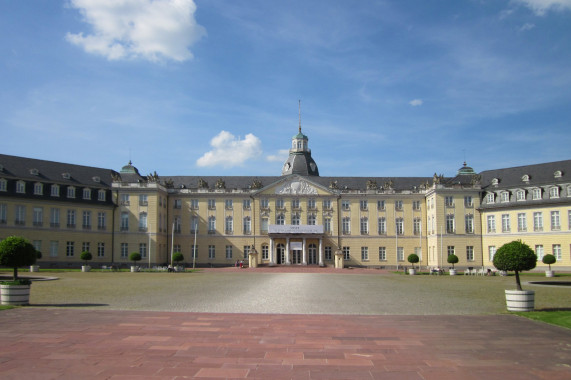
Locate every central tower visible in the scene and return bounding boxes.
[281,102,320,176]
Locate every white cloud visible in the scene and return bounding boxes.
[409,99,423,106]
[512,0,571,15]
[196,131,262,168]
[266,149,289,162]
[519,23,536,31]
[66,0,205,62]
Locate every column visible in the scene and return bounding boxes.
[302,237,307,265]
[286,237,291,265]
[319,237,324,267]
[269,237,275,266]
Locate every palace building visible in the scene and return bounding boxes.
[1,128,570,270]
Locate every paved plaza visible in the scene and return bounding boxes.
[0,268,570,379]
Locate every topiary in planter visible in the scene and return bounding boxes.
[0,236,37,282]
[129,252,142,267]
[173,252,184,266]
[407,253,419,270]
[542,254,556,271]
[447,254,459,269]
[80,251,93,266]
[493,240,537,291]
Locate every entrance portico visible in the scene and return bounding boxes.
[268,225,325,266]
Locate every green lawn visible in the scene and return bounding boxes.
[513,310,571,329]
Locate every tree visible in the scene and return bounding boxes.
[407,254,419,270]
[493,240,537,291]
[129,252,142,267]
[542,254,556,271]
[173,252,184,265]
[447,254,459,269]
[80,251,93,266]
[0,236,37,281]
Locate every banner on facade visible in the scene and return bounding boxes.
[290,242,303,250]
[268,225,324,234]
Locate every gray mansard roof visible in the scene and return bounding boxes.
[480,160,571,190]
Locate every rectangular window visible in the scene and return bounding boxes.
[98,190,106,201]
[535,245,544,260]
[488,246,496,262]
[50,241,58,257]
[261,218,269,233]
[120,212,129,231]
[501,214,510,233]
[50,208,60,227]
[486,193,494,203]
[553,244,562,260]
[67,209,76,228]
[377,200,385,210]
[15,205,26,225]
[225,199,233,209]
[466,246,474,261]
[413,201,421,210]
[260,198,269,209]
[139,243,147,258]
[0,179,6,192]
[51,184,59,197]
[97,212,106,230]
[225,216,233,234]
[66,241,74,257]
[83,188,91,200]
[325,246,332,260]
[396,218,404,235]
[307,214,317,225]
[97,242,105,258]
[464,196,473,207]
[243,245,250,259]
[34,183,43,195]
[291,199,300,209]
[532,188,541,200]
[291,213,300,225]
[550,187,559,198]
[342,200,350,211]
[342,217,351,234]
[208,199,216,209]
[208,245,215,259]
[190,215,198,233]
[139,194,148,206]
[139,212,147,231]
[0,203,6,224]
[446,215,455,233]
[445,196,454,207]
[533,212,543,231]
[551,211,560,230]
[324,218,331,233]
[191,245,198,260]
[414,247,422,261]
[307,198,316,210]
[276,198,285,209]
[397,247,404,261]
[190,199,199,209]
[174,216,181,233]
[378,247,386,261]
[243,199,251,209]
[447,246,455,257]
[360,200,368,211]
[262,245,269,260]
[82,211,91,229]
[82,242,90,254]
[413,218,421,235]
[360,217,368,235]
[395,200,403,210]
[16,181,25,194]
[174,199,182,209]
[500,192,509,202]
[67,187,75,198]
[323,199,331,210]
[516,190,525,201]
[517,213,527,232]
[121,243,128,258]
[120,194,130,205]
[342,246,350,260]
[378,217,386,234]
[361,247,369,261]
[487,215,496,233]
[243,217,251,234]
[465,214,474,234]
[33,207,43,226]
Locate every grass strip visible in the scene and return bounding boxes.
[513,310,571,329]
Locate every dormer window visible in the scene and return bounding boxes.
[491,178,499,186]
[92,176,101,183]
[516,190,526,201]
[554,171,562,178]
[98,190,106,201]
[0,164,4,172]
[30,168,39,176]
[34,182,43,195]
[500,191,510,202]
[16,180,26,194]
[549,187,559,199]
[531,188,541,200]
[67,186,76,198]
[521,174,530,182]
[62,173,71,180]
[83,188,91,200]
[486,193,495,204]
[0,178,7,192]
[51,184,60,197]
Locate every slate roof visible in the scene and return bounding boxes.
[480,160,571,190]
[0,154,117,188]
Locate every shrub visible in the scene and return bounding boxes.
[447,254,459,269]
[173,252,184,264]
[407,253,419,270]
[0,236,37,281]
[129,252,142,266]
[493,240,537,291]
[542,254,556,271]
[80,251,93,266]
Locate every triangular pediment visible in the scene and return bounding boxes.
[254,175,337,196]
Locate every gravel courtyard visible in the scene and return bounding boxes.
[26,268,570,314]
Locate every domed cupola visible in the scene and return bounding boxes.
[457,161,476,176]
[281,102,319,176]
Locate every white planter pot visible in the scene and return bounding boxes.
[505,290,535,312]
[81,265,91,272]
[449,269,457,276]
[131,266,138,272]
[408,268,416,275]
[1,284,31,306]
[545,270,554,277]
[30,265,40,272]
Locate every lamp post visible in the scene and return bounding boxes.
[192,218,197,269]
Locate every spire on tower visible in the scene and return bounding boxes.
[298,99,302,133]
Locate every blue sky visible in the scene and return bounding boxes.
[1,0,570,178]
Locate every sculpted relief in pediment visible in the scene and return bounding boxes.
[275,179,318,195]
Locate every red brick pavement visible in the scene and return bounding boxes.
[0,308,570,379]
